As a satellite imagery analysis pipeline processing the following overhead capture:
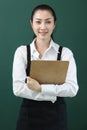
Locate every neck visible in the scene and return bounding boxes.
[35,38,51,58]
[35,38,51,50]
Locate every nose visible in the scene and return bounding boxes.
[40,22,46,29]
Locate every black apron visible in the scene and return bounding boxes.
[16,45,68,130]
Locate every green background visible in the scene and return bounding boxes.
[0,0,87,130]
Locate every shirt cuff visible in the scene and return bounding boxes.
[41,84,57,96]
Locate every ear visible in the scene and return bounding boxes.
[52,21,56,31]
[54,21,56,28]
[30,20,33,28]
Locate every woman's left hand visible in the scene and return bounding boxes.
[27,77,41,92]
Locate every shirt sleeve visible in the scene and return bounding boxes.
[12,46,56,103]
[41,48,79,97]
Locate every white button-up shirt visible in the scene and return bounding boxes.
[12,39,79,103]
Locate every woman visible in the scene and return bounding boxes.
[12,4,79,130]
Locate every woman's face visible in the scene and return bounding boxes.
[30,10,56,40]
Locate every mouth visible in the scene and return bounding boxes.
[39,32,48,35]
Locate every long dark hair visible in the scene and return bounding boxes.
[30,4,57,39]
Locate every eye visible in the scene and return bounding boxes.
[46,21,51,24]
[36,21,41,24]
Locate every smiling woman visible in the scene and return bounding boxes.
[12,4,79,130]
[30,10,55,41]
[30,10,55,57]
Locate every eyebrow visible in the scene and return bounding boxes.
[35,18,53,20]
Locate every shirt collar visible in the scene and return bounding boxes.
[49,39,59,53]
[30,38,37,55]
[30,38,59,55]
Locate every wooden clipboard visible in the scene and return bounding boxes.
[30,60,69,84]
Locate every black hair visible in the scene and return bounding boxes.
[31,4,57,22]
[30,4,57,39]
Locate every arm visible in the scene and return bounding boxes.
[41,48,79,97]
[12,46,56,102]
[23,47,79,97]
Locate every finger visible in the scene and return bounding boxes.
[27,77,31,82]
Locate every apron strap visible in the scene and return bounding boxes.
[57,46,63,60]
[26,44,31,76]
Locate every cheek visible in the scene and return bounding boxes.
[48,23,55,29]
[32,25,38,33]
[49,25,55,32]
[33,24,39,30]
[32,26,39,35]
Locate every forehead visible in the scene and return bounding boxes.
[33,9,54,19]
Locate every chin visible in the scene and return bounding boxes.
[39,35,50,40]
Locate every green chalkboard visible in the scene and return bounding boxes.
[0,0,87,130]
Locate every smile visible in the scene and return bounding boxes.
[39,32,48,34]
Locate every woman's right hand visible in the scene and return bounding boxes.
[27,77,41,92]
